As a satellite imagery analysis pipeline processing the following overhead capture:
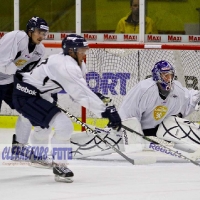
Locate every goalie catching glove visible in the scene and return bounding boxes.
[95,92,112,105]
[101,105,122,131]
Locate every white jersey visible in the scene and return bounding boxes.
[0,30,45,84]
[119,78,198,130]
[22,53,106,118]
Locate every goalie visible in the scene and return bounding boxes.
[119,60,200,159]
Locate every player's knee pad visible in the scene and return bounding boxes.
[122,117,145,152]
[50,112,73,143]
[156,116,200,152]
[30,126,51,145]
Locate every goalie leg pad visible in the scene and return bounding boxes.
[122,117,145,153]
[70,130,124,158]
[156,116,200,153]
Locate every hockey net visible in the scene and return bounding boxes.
[1,43,200,129]
[83,43,200,128]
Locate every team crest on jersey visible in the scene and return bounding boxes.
[153,105,168,121]
[14,59,27,66]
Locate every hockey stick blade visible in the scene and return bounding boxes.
[122,124,200,167]
[58,105,155,165]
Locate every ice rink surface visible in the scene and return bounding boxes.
[1,129,200,200]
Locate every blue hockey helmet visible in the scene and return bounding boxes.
[26,17,49,32]
[152,60,175,91]
[62,34,89,55]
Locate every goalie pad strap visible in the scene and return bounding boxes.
[143,125,159,137]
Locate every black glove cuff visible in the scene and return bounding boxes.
[101,106,117,118]
[95,92,104,100]
[101,111,107,118]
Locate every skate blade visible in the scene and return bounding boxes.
[54,175,73,183]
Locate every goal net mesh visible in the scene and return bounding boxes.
[85,48,200,127]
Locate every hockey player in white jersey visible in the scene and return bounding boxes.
[12,34,122,182]
[119,60,200,157]
[0,16,49,145]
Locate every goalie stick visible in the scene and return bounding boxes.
[58,105,155,165]
[121,124,200,167]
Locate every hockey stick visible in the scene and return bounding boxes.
[122,124,200,167]
[58,105,155,165]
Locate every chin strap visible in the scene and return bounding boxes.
[28,37,36,53]
[157,83,170,99]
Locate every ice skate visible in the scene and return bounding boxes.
[11,134,32,161]
[12,134,53,168]
[53,163,74,183]
[30,154,53,169]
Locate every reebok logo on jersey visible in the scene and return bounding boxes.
[16,83,37,96]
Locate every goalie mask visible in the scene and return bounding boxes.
[152,60,175,91]
[62,34,89,55]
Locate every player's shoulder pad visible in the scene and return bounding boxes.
[4,30,27,41]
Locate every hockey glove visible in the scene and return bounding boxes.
[101,105,122,131]
[95,92,112,105]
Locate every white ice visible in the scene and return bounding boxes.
[0,129,200,200]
